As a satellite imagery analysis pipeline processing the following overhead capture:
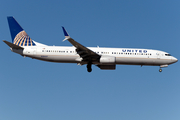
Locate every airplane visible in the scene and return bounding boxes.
[3,16,178,72]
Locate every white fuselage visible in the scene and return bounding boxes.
[6,17,178,72]
[12,45,177,66]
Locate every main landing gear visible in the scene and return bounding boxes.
[87,62,92,72]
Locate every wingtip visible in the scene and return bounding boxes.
[62,26,70,37]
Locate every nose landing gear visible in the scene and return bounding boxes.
[159,68,162,72]
[159,65,168,72]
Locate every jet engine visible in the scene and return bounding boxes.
[100,56,116,64]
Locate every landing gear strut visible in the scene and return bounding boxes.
[87,63,92,72]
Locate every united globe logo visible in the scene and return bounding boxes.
[13,30,36,46]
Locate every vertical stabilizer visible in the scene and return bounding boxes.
[7,16,36,46]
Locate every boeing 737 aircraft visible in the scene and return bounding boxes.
[3,17,178,72]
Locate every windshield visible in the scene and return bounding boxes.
[165,54,171,56]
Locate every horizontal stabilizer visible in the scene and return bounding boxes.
[3,40,24,49]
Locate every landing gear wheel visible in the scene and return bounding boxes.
[87,63,92,72]
[159,69,162,72]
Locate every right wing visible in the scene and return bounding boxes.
[62,27,100,62]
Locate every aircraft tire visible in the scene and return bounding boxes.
[159,69,162,72]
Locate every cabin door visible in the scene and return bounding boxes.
[33,48,37,55]
[157,53,161,59]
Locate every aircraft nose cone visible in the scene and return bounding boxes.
[172,57,178,63]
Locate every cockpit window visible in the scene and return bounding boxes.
[165,54,171,56]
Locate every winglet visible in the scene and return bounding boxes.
[62,26,70,41]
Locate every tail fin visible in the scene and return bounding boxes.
[7,16,36,46]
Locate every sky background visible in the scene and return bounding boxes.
[1,0,180,120]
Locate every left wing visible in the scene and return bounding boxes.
[62,27,100,62]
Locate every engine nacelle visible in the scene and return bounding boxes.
[100,56,116,64]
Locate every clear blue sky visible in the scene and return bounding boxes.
[1,0,180,120]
